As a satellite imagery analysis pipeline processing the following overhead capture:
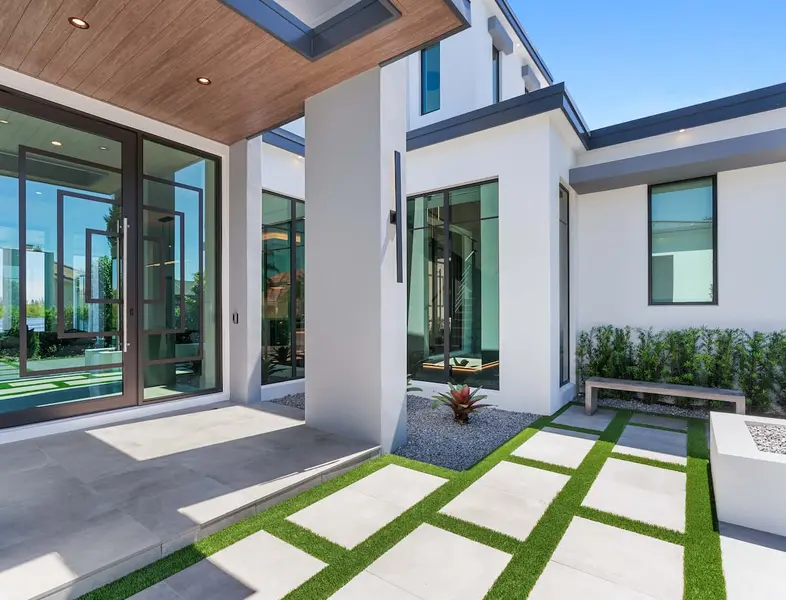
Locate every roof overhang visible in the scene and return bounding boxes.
[0,0,469,144]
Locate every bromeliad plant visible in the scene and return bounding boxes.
[432,382,494,424]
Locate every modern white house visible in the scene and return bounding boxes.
[1,0,785,455]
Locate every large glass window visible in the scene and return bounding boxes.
[492,46,501,104]
[649,177,716,305]
[407,181,500,390]
[262,191,305,384]
[559,186,570,386]
[141,140,220,400]
[421,43,441,115]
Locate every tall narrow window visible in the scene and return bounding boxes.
[649,177,716,305]
[407,181,500,390]
[492,46,501,103]
[559,186,570,386]
[262,191,305,384]
[421,43,440,115]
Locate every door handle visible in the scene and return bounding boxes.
[120,216,130,353]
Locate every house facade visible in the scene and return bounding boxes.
[1,0,784,452]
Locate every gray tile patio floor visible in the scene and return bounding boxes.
[0,402,378,600]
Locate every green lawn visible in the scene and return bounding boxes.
[81,403,726,600]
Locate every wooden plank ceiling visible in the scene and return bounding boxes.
[0,0,463,144]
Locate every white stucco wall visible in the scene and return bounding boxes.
[261,143,306,199]
[406,0,549,131]
[576,160,786,333]
[408,111,578,415]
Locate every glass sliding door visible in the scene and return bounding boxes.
[0,90,222,428]
[261,191,305,384]
[407,181,500,390]
[0,96,138,426]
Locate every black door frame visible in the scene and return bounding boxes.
[0,87,140,428]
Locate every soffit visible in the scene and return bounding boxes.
[0,0,465,144]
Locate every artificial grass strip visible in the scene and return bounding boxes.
[609,451,687,473]
[483,410,633,599]
[576,505,685,546]
[426,512,522,555]
[683,419,727,600]
[504,455,575,476]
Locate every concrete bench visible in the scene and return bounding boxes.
[584,376,746,415]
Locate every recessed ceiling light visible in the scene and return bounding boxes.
[0,119,8,124]
[679,129,686,133]
[51,140,62,147]
[98,145,109,151]
[68,17,89,29]
[35,191,42,195]
[196,77,211,86]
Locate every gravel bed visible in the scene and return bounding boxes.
[747,422,786,455]
[270,393,305,411]
[394,395,537,471]
[597,397,709,420]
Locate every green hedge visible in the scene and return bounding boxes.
[576,325,786,413]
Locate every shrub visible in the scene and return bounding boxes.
[432,382,493,424]
[577,325,786,414]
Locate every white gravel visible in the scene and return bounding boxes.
[394,395,538,471]
[747,422,786,455]
[270,393,305,411]
[597,396,709,420]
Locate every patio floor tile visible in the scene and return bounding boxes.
[629,413,688,431]
[720,522,786,600]
[551,517,683,599]
[128,582,182,600]
[552,405,616,431]
[287,465,446,548]
[582,459,686,532]
[366,524,512,599]
[440,462,569,540]
[163,530,325,600]
[615,425,688,465]
[512,427,598,468]
[529,561,654,599]
[330,571,420,599]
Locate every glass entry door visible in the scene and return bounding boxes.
[0,97,138,427]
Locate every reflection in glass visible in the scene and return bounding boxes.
[650,178,715,304]
[407,181,500,390]
[262,191,305,384]
[0,106,124,415]
[559,186,570,386]
[421,43,440,115]
[141,140,219,400]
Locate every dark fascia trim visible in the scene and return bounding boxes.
[589,81,786,149]
[407,83,590,151]
[262,128,305,156]
[570,126,786,195]
[493,0,554,84]
[219,0,400,61]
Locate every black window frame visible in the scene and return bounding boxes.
[420,43,441,116]
[647,175,718,306]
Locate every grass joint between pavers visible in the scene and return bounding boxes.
[80,401,726,600]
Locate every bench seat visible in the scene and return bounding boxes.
[584,376,746,415]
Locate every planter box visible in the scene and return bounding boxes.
[710,412,786,536]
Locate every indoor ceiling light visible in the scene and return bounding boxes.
[196,77,211,86]
[51,140,62,147]
[68,17,89,29]
[99,145,109,151]
[0,119,8,124]
[679,129,686,133]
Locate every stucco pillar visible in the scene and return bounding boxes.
[228,136,263,403]
[304,62,408,453]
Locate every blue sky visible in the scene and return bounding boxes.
[510,0,786,129]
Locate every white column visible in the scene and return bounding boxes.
[304,62,408,453]
[228,136,263,404]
